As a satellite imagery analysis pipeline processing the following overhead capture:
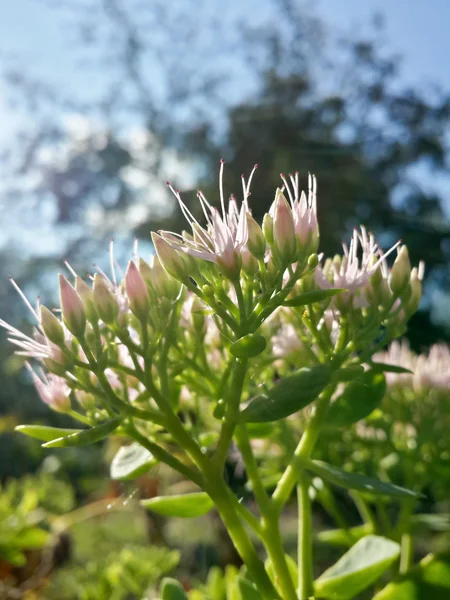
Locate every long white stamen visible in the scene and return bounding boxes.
[280,173,294,206]
[109,240,117,286]
[219,159,226,222]
[64,260,78,279]
[133,237,139,261]
[9,278,40,322]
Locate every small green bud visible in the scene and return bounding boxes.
[75,276,97,322]
[152,232,191,283]
[40,305,65,346]
[93,274,119,325]
[246,213,266,259]
[308,253,319,269]
[262,213,274,246]
[390,246,411,295]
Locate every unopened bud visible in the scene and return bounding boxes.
[272,189,296,264]
[246,213,266,260]
[75,277,97,322]
[390,246,411,295]
[241,247,259,275]
[76,390,96,411]
[125,260,150,321]
[405,265,423,316]
[40,305,65,346]
[262,213,274,246]
[59,275,86,337]
[152,233,190,283]
[93,274,119,324]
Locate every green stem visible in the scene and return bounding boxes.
[297,477,314,600]
[272,385,335,510]
[205,470,279,600]
[214,358,248,468]
[399,533,414,574]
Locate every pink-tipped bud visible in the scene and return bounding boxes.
[59,274,86,337]
[125,260,150,321]
[390,246,411,295]
[405,263,423,316]
[93,274,119,324]
[152,232,190,283]
[75,276,97,322]
[245,212,266,260]
[272,189,296,264]
[40,305,65,346]
[241,246,259,275]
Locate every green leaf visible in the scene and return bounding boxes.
[160,577,188,600]
[412,514,450,532]
[11,527,49,549]
[205,566,226,600]
[373,553,450,600]
[284,288,347,307]
[333,365,365,382]
[230,334,267,358]
[314,535,400,599]
[15,424,81,442]
[0,546,27,567]
[241,366,331,423]
[326,372,386,427]
[369,362,413,374]
[303,459,419,499]
[141,492,214,517]
[317,524,373,548]
[237,577,261,599]
[110,443,157,481]
[42,418,121,448]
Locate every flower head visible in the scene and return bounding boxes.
[159,161,255,279]
[26,363,71,412]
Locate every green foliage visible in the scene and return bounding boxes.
[303,459,418,499]
[44,544,180,600]
[141,493,214,518]
[241,366,331,422]
[0,473,74,567]
[43,418,122,448]
[314,535,400,599]
[110,442,157,481]
[373,553,450,600]
[326,372,387,427]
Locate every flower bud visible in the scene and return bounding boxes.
[272,189,296,264]
[246,213,266,260]
[241,247,259,276]
[404,265,423,316]
[262,213,274,246]
[390,246,411,295]
[76,390,96,411]
[125,260,150,321]
[93,274,119,324]
[40,305,65,346]
[59,274,86,337]
[75,276,97,323]
[152,233,191,283]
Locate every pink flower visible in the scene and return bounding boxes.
[26,363,71,412]
[159,161,254,279]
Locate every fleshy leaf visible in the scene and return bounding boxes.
[241,366,331,423]
[284,288,347,307]
[230,334,267,358]
[110,443,157,481]
[42,418,121,448]
[317,524,373,548]
[303,459,419,499]
[15,424,81,442]
[160,577,188,600]
[369,362,413,374]
[141,492,214,518]
[326,371,386,427]
[315,535,400,599]
[373,553,450,600]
